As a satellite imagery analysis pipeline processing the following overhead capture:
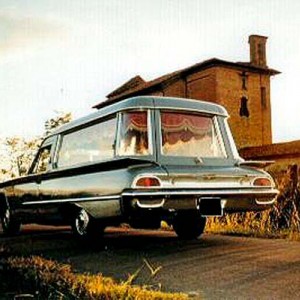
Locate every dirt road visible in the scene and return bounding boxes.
[1,225,300,299]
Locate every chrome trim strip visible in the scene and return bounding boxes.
[122,189,279,197]
[213,116,228,158]
[53,134,62,168]
[147,109,154,156]
[22,195,121,206]
[153,105,226,117]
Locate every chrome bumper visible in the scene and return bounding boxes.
[122,188,279,213]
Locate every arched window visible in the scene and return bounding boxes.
[240,96,249,117]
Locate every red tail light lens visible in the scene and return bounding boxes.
[135,177,161,187]
[253,178,272,187]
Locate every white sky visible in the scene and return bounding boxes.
[0,0,299,142]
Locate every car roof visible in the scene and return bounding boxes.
[50,96,228,136]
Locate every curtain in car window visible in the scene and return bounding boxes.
[123,112,148,132]
[117,111,151,156]
[161,112,211,145]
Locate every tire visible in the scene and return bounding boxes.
[0,205,21,236]
[173,211,206,240]
[71,208,104,241]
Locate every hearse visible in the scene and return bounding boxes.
[0,96,278,240]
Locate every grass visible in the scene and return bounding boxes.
[205,212,300,241]
[0,254,187,300]
[206,163,300,241]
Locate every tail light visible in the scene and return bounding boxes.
[135,177,161,187]
[253,177,272,187]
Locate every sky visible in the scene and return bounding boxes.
[0,0,299,142]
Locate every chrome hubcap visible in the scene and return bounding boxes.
[75,209,89,236]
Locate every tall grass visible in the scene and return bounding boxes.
[0,255,187,300]
[206,164,300,240]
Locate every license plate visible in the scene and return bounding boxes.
[199,197,223,217]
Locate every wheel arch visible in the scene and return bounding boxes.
[59,202,84,222]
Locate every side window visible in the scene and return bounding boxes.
[239,96,250,117]
[32,146,52,174]
[57,116,117,168]
[116,111,151,156]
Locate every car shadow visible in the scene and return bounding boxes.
[0,225,232,259]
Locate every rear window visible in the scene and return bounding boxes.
[160,111,227,158]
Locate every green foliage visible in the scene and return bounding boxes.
[1,256,187,300]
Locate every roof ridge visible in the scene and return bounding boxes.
[106,75,146,98]
[94,58,280,109]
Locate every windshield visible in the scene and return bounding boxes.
[117,110,152,156]
[160,111,227,158]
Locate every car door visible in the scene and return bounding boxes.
[23,136,57,222]
[37,115,121,222]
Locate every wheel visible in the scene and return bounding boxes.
[71,208,104,241]
[173,211,206,240]
[0,205,21,236]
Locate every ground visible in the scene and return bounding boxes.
[1,225,300,299]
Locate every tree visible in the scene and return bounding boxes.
[0,111,72,181]
[44,111,72,136]
[3,137,40,179]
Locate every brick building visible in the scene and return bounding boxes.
[94,35,280,149]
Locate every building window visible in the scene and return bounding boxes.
[240,71,248,90]
[240,96,249,117]
[261,87,267,109]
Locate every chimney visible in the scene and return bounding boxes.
[248,35,268,67]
